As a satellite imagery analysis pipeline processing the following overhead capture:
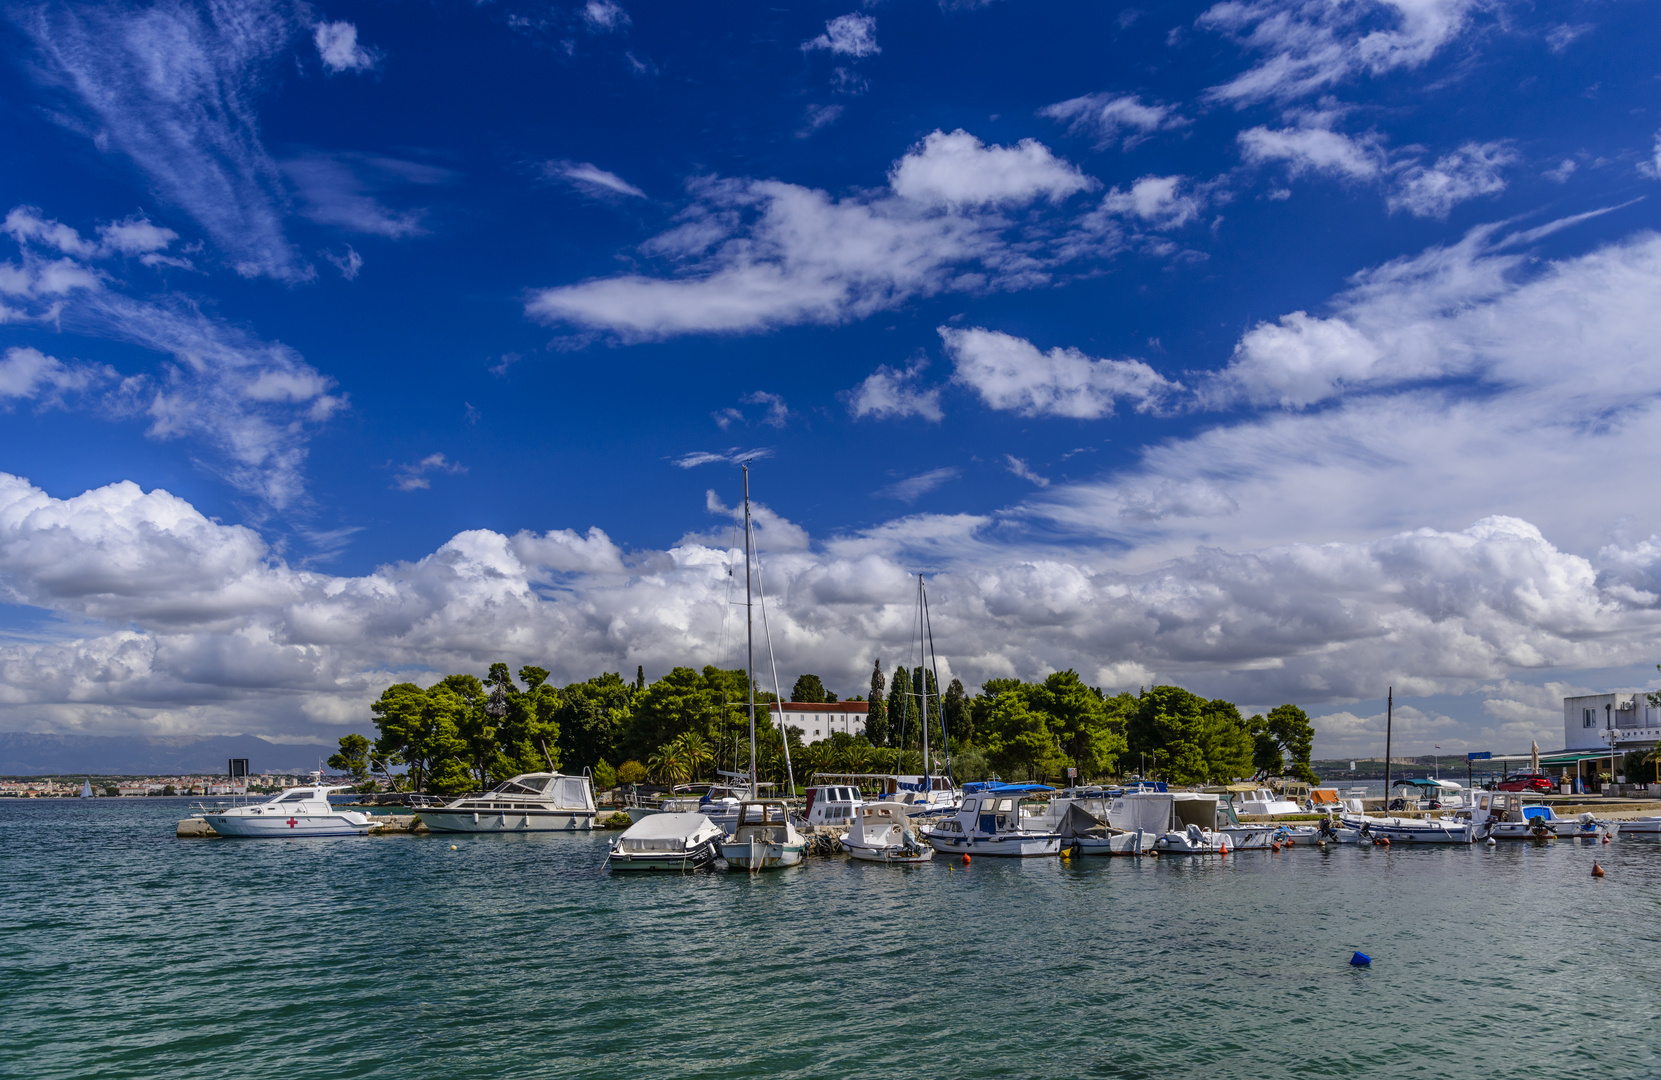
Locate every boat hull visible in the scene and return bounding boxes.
[608,840,721,872]
[202,813,374,837]
[1220,826,1278,850]
[926,831,1062,857]
[844,841,934,863]
[1067,830,1148,856]
[720,838,805,869]
[1343,815,1474,844]
[415,808,595,833]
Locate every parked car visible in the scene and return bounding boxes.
[1497,773,1555,793]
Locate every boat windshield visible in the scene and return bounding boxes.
[492,780,545,796]
[279,790,315,801]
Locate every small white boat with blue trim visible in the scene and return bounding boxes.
[721,800,807,870]
[925,782,1062,858]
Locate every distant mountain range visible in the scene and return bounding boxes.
[0,732,334,776]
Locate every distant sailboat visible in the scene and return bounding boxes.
[79,779,94,799]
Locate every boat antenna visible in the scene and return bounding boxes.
[922,575,952,784]
[743,462,757,798]
[752,543,795,798]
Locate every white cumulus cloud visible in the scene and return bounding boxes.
[889,129,1093,209]
[313,21,377,73]
[942,326,1177,419]
[802,13,879,58]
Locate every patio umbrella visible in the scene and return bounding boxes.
[1530,740,1540,774]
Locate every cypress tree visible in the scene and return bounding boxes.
[866,659,888,746]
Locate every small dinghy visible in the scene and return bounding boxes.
[843,802,933,863]
[721,800,807,870]
[608,812,725,872]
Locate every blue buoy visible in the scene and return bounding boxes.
[1350,951,1371,966]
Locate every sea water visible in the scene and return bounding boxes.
[3,797,1658,1079]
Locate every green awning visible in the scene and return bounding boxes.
[1538,750,1621,766]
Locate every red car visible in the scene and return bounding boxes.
[1497,773,1555,793]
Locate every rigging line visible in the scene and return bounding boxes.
[922,578,952,782]
[752,543,795,798]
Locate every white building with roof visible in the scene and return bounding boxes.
[1562,691,1661,753]
[769,701,869,744]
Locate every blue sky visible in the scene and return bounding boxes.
[2,0,1660,756]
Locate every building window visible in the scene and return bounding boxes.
[1584,708,1593,728]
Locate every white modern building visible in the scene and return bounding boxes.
[1562,691,1661,753]
[769,701,869,744]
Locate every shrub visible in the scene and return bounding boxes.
[592,760,618,789]
[616,760,648,785]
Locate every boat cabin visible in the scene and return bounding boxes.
[443,773,595,812]
[1387,778,1466,811]
[801,783,863,825]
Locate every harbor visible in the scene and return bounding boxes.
[8,793,1660,1080]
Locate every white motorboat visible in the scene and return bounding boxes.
[1341,813,1475,844]
[413,772,596,833]
[1106,790,1225,854]
[622,780,753,827]
[721,800,807,869]
[608,812,725,872]
[1236,787,1303,816]
[1387,777,1470,811]
[801,780,864,828]
[1617,816,1661,834]
[198,784,377,837]
[925,783,1063,857]
[1466,792,1616,840]
[1211,791,1280,850]
[843,802,933,863]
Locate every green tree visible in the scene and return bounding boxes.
[554,672,634,770]
[865,660,888,746]
[887,665,913,748]
[976,680,1071,783]
[442,672,497,790]
[616,760,647,785]
[942,677,969,741]
[1261,704,1318,783]
[1126,686,1210,785]
[327,733,371,780]
[1196,698,1254,782]
[791,673,829,703]
[592,760,617,790]
[370,681,471,794]
[1027,670,1125,780]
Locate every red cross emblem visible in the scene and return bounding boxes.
[286,818,298,828]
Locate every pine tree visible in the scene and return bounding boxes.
[866,659,888,746]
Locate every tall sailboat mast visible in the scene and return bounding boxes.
[744,463,757,796]
[919,574,930,799]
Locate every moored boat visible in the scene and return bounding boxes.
[1340,812,1475,844]
[414,772,596,833]
[843,802,933,863]
[608,812,725,872]
[198,784,377,837]
[1106,790,1225,854]
[721,800,807,869]
[925,783,1063,857]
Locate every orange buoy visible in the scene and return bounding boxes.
[1592,862,1605,877]
[1284,838,1295,847]
[1270,841,1281,852]
[961,854,970,865]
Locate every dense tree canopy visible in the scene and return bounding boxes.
[352,659,1317,795]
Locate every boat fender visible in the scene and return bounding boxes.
[1485,837,1497,847]
[450,844,458,850]
[1592,862,1604,877]
[1349,951,1371,967]
[1601,833,1611,844]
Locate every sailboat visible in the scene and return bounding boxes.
[79,779,94,799]
[719,463,807,871]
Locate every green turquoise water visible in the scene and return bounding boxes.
[3,797,1658,1079]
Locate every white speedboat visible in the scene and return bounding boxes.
[1341,813,1474,844]
[198,784,377,837]
[925,783,1062,857]
[843,802,933,863]
[608,812,725,872]
[721,800,807,869]
[414,772,596,833]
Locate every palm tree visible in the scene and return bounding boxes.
[675,732,714,782]
[648,744,690,786]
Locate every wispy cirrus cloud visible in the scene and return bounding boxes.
[802,13,879,57]
[547,160,647,199]
[393,453,466,491]
[877,466,960,502]
[17,0,306,280]
[1199,0,1485,106]
[1039,92,1188,149]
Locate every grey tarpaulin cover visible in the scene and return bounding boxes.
[1056,803,1114,839]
